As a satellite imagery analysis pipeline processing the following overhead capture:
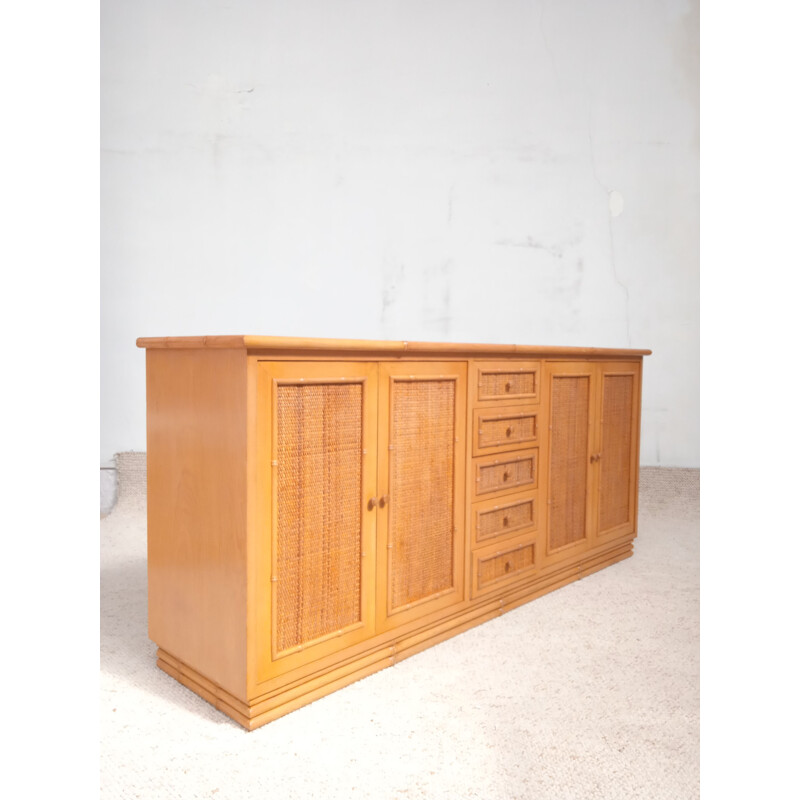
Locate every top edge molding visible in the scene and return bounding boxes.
[136,335,652,358]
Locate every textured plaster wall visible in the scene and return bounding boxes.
[101,0,698,469]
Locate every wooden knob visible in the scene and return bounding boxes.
[502,470,510,482]
[379,495,389,508]
[503,516,509,527]
[506,426,513,437]
[367,497,378,510]
[504,561,511,573]
[505,382,511,392]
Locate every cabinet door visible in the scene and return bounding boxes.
[255,362,378,681]
[376,362,466,631]
[543,362,595,563]
[594,362,641,541]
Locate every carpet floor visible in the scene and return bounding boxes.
[100,455,699,799]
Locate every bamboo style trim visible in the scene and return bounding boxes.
[136,335,652,358]
[157,537,634,731]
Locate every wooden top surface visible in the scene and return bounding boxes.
[136,335,651,358]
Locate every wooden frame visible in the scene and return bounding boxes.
[471,490,538,549]
[593,363,642,543]
[541,360,643,567]
[472,404,539,457]
[471,448,539,502]
[471,532,538,598]
[255,361,379,682]
[541,362,595,565]
[137,336,650,730]
[376,362,467,631]
[472,360,541,405]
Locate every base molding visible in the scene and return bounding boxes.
[155,538,633,731]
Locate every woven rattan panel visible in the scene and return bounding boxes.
[477,542,535,589]
[275,382,363,653]
[598,374,634,531]
[479,371,536,400]
[475,452,537,496]
[476,497,536,542]
[389,379,455,610]
[548,375,590,550]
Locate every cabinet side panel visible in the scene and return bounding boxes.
[597,374,635,532]
[548,374,590,550]
[146,348,247,699]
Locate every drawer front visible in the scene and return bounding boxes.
[473,449,538,500]
[472,405,538,456]
[475,361,540,404]
[473,493,537,544]
[473,538,537,596]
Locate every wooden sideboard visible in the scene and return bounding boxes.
[136,336,650,730]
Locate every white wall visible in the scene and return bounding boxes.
[101,0,698,468]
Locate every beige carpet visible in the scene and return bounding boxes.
[101,456,699,799]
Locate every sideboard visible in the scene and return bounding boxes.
[136,335,651,730]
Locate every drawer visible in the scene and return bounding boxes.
[474,361,540,404]
[472,404,538,456]
[472,491,538,546]
[473,448,538,500]
[472,536,537,597]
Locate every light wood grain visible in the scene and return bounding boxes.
[140,336,649,729]
[137,335,652,359]
[145,347,248,698]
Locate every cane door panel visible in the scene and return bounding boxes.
[544,363,595,563]
[255,362,378,681]
[594,363,640,541]
[376,362,467,631]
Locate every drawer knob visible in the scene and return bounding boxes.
[502,470,510,482]
[505,382,511,392]
[367,497,378,510]
[503,516,509,527]
[506,426,513,437]
[379,494,389,508]
[504,561,511,573]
